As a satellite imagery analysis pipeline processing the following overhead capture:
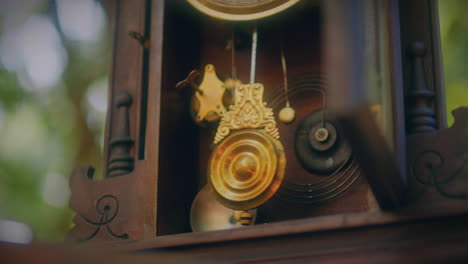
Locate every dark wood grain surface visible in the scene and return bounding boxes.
[69,209,468,264]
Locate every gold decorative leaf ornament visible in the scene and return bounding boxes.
[214,83,279,144]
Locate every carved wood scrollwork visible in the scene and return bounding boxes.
[67,91,136,242]
[408,107,468,202]
[67,165,131,242]
[66,0,157,242]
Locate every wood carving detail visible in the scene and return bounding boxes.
[67,165,130,242]
[108,92,134,177]
[412,150,467,199]
[214,83,279,144]
[408,107,468,201]
[79,194,129,241]
[406,42,436,134]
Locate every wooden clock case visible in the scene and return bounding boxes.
[66,0,468,262]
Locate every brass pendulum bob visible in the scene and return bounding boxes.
[279,104,296,124]
[209,83,286,211]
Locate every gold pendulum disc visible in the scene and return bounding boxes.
[190,185,257,232]
[209,129,286,211]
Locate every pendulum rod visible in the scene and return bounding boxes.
[250,26,258,84]
[280,43,291,108]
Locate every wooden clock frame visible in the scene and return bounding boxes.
[67,0,468,262]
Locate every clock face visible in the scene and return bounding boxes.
[206,0,280,5]
[187,0,302,21]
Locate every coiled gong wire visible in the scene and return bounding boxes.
[268,72,361,206]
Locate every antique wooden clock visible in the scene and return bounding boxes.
[66,0,468,262]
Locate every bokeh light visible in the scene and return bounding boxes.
[0,219,33,244]
[41,173,70,208]
[21,15,67,90]
[57,0,106,43]
[0,0,110,242]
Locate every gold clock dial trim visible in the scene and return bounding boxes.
[187,0,302,21]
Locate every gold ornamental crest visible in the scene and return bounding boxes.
[214,83,279,144]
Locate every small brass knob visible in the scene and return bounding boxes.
[295,109,351,175]
[238,211,254,226]
[314,127,329,142]
[278,106,296,124]
[190,186,257,232]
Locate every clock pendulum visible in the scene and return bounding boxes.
[208,26,286,213]
[278,43,296,124]
[190,27,285,232]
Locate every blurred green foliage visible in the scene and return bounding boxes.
[439,0,468,125]
[0,0,110,241]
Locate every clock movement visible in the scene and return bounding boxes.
[173,0,381,231]
[68,0,393,239]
